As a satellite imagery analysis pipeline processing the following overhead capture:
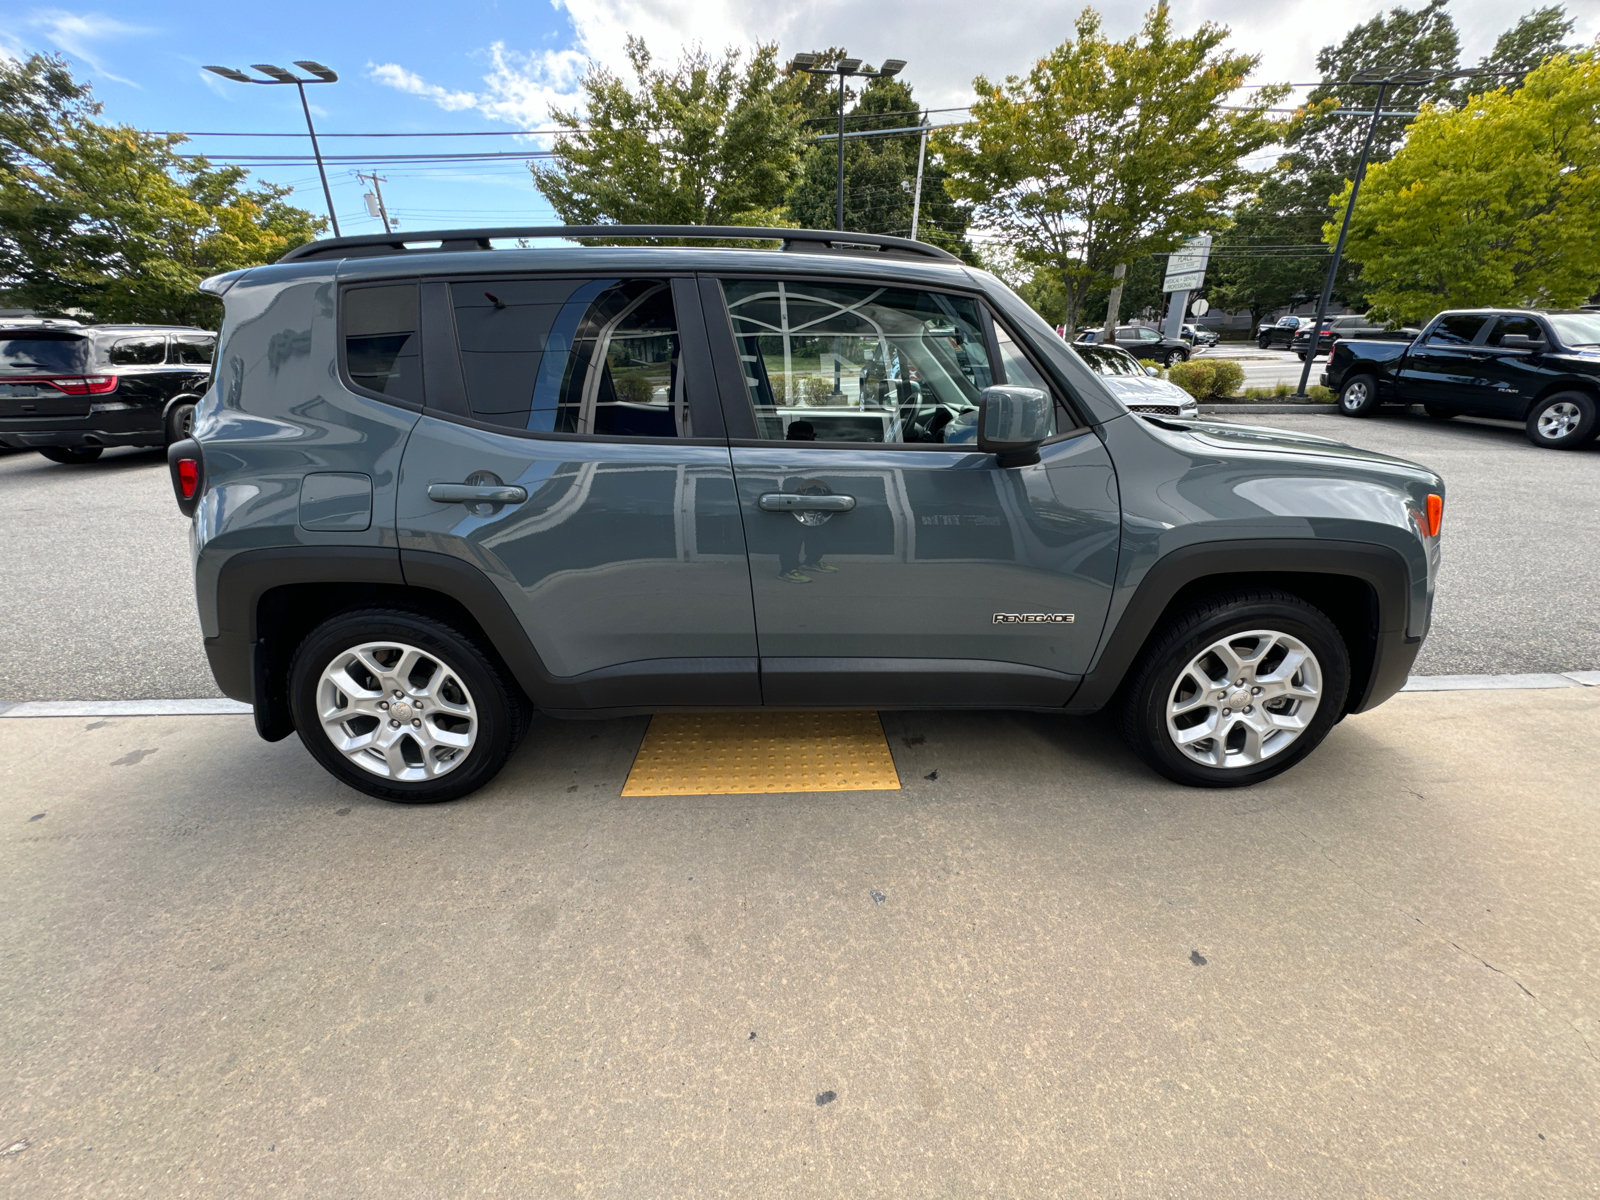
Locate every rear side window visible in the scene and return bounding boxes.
[344,284,422,403]
[0,334,89,373]
[169,335,215,364]
[1485,315,1543,346]
[1426,315,1489,346]
[451,277,684,437]
[108,336,166,365]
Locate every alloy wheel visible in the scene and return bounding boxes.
[1536,400,1583,441]
[316,640,477,780]
[1165,629,1323,768]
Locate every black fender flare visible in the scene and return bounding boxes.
[1064,539,1418,716]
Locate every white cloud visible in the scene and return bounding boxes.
[373,0,1600,126]
[24,9,151,84]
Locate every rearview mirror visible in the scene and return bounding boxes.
[1500,333,1545,351]
[978,386,1052,467]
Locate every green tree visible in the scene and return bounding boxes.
[0,53,321,326]
[1337,51,1600,322]
[783,55,972,256]
[936,7,1287,333]
[1457,6,1579,96]
[531,37,805,228]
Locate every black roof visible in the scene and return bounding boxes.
[278,224,960,265]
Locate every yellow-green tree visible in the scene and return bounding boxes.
[1338,50,1600,323]
[0,54,321,326]
[936,7,1288,333]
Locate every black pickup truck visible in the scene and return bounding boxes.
[1322,308,1600,449]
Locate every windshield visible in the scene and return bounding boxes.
[0,333,91,373]
[1073,344,1143,376]
[1547,313,1600,347]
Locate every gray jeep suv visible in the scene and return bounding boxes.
[168,226,1444,802]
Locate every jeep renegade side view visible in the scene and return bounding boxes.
[168,226,1444,802]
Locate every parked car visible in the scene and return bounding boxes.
[0,322,215,463]
[1076,324,1191,367]
[1290,313,1419,360]
[1256,315,1306,349]
[168,223,1443,801]
[1322,308,1600,448]
[1181,323,1220,348]
[1070,343,1198,418]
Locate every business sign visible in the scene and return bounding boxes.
[1162,235,1213,294]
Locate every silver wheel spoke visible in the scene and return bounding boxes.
[316,639,479,781]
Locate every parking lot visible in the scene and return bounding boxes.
[3,408,1597,1197]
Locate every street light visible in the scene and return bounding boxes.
[204,60,342,236]
[791,53,906,231]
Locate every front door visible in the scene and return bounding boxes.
[1471,314,1553,418]
[709,274,1121,708]
[394,274,758,706]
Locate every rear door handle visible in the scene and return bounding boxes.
[758,492,856,513]
[428,483,528,504]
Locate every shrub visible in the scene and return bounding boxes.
[1307,384,1333,402]
[613,374,654,404]
[1165,359,1217,400]
[1273,381,1292,398]
[1208,359,1244,397]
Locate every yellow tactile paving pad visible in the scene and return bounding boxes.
[622,711,902,796]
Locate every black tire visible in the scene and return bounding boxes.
[1424,404,1457,420]
[1338,374,1380,417]
[37,446,103,464]
[1117,589,1351,788]
[1524,391,1597,450]
[1164,348,1188,367]
[288,608,529,803]
[164,400,197,446]
[1257,336,1271,350]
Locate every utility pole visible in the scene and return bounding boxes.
[358,171,395,232]
[910,126,928,241]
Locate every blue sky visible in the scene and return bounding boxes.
[4,0,1596,239]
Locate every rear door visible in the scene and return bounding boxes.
[394,273,758,705]
[1396,314,1492,411]
[707,274,1120,708]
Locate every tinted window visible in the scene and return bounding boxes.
[170,335,215,364]
[0,333,89,373]
[723,279,997,445]
[344,284,422,402]
[108,336,166,365]
[452,277,682,436]
[1485,315,1542,347]
[1426,315,1489,346]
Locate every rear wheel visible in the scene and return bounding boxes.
[1424,404,1457,420]
[1524,391,1597,450]
[1118,589,1350,788]
[164,400,197,446]
[1338,374,1380,417]
[1164,348,1189,367]
[288,608,528,803]
[37,446,102,464]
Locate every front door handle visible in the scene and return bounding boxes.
[428,483,528,504]
[758,492,856,513]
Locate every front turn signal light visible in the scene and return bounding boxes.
[1426,493,1443,537]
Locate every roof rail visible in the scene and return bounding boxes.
[276,225,961,265]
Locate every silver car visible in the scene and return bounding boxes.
[1070,343,1198,418]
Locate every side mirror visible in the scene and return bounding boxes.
[978,386,1051,467]
[1500,333,1545,351]
[1145,365,1161,377]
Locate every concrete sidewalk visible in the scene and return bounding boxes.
[3,692,1597,1197]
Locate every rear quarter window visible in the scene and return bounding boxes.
[108,336,167,365]
[342,283,423,403]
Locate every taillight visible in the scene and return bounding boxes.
[177,458,200,499]
[41,375,118,395]
[1426,493,1443,537]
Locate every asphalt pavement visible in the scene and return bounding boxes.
[0,405,1596,701]
[3,690,1596,1197]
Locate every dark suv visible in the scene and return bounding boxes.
[169,225,1444,802]
[0,321,215,463]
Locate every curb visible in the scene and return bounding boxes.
[2,675,1598,718]
[1199,403,1339,415]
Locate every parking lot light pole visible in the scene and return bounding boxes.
[789,54,905,231]
[204,61,342,236]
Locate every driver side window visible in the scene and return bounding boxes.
[722,279,1015,445]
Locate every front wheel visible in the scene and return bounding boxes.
[1257,336,1271,350]
[1338,374,1380,417]
[1118,589,1351,787]
[1524,391,1597,450]
[288,608,528,803]
[38,446,103,464]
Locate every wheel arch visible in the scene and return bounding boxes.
[1521,378,1600,420]
[1067,540,1418,717]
